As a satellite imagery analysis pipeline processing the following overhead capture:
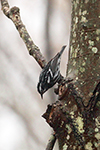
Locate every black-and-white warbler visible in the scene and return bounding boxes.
[37,45,66,98]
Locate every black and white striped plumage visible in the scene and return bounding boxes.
[37,45,66,98]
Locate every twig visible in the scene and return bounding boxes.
[1,0,46,68]
[46,133,56,150]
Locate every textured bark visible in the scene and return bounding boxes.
[67,0,100,105]
[43,0,100,150]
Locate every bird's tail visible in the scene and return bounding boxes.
[59,45,66,56]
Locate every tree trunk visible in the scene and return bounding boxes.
[43,1,100,150]
[68,0,100,106]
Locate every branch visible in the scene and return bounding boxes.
[1,0,46,68]
[46,133,56,150]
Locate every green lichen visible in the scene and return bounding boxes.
[88,40,94,46]
[92,47,98,53]
[66,135,70,140]
[63,143,68,150]
[73,60,76,66]
[85,35,88,40]
[94,142,98,148]
[75,116,84,133]
[81,16,87,22]
[96,37,99,41]
[60,121,64,127]
[85,142,93,150]
[75,17,78,23]
[70,111,74,117]
[95,128,99,132]
[96,29,100,35]
[75,77,78,80]
[85,0,89,3]
[95,133,100,140]
[82,61,86,66]
[73,32,76,37]
[80,67,85,73]
[66,124,72,134]
[82,10,87,15]
[95,117,100,128]
[76,0,79,4]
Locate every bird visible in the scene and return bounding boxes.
[37,45,66,98]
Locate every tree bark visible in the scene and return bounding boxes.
[67,0,100,106]
[43,1,100,150]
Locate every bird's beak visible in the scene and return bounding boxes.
[41,94,43,99]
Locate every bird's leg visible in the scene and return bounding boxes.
[54,75,73,95]
[58,74,73,85]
